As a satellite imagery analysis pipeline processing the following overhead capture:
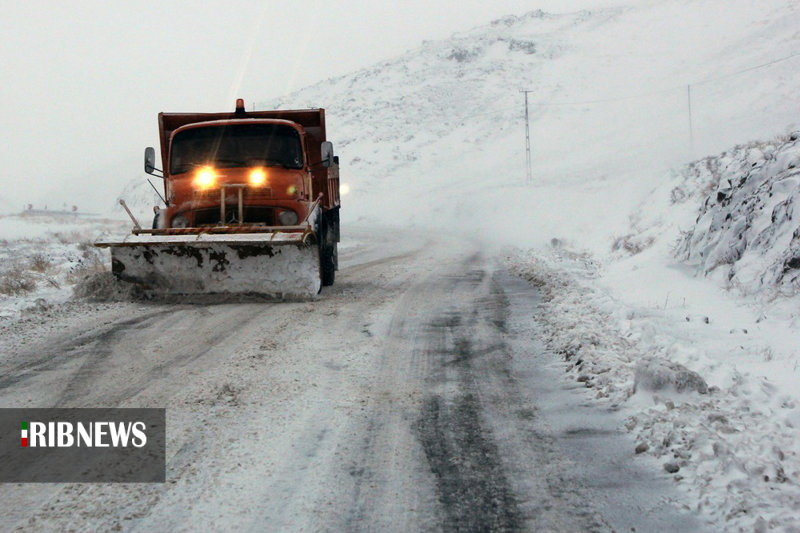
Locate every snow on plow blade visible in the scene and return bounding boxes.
[95,231,321,299]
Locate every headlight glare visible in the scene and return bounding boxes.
[194,166,217,189]
[249,168,267,186]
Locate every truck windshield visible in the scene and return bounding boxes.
[170,124,303,174]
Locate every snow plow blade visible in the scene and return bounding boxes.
[95,231,320,299]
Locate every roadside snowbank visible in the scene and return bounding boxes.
[507,134,800,530]
[508,248,800,531]
[0,214,124,319]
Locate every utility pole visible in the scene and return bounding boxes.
[520,89,533,184]
[687,84,695,159]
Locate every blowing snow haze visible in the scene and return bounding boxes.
[3,0,797,223]
[0,0,609,214]
[119,0,798,250]
[270,0,799,249]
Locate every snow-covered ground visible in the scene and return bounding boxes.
[0,214,126,319]
[509,248,799,530]
[0,231,707,531]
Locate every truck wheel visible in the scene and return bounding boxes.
[320,243,336,286]
[318,217,336,287]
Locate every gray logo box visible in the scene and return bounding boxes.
[0,408,165,482]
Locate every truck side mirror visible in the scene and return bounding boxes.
[321,141,334,168]
[144,147,157,174]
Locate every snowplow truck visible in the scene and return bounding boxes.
[96,99,340,298]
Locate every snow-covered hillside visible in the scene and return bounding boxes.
[269,0,799,252]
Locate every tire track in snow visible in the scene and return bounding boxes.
[412,260,606,531]
[0,309,174,394]
[54,305,266,406]
[413,264,523,532]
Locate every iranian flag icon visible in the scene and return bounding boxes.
[20,421,28,447]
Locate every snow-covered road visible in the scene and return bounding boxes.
[0,229,701,531]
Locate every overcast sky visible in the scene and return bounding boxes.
[0,0,625,211]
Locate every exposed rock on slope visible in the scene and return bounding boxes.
[677,134,800,297]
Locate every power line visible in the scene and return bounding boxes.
[691,50,800,86]
[530,86,677,106]
[469,50,800,181]
[467,50,800,120]
[528,50,800,107]
[512,50,800,167]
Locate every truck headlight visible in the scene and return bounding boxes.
[249,168,267,186]
[194,166,217,189]
[171,214,189,228]
[278,210,298,225]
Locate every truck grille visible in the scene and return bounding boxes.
[193,188,273,199]
[193,207,276,225]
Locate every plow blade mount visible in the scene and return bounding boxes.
[95,233,320,298]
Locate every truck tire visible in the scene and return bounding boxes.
[318,218,336,287]
[320,243,336,286]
